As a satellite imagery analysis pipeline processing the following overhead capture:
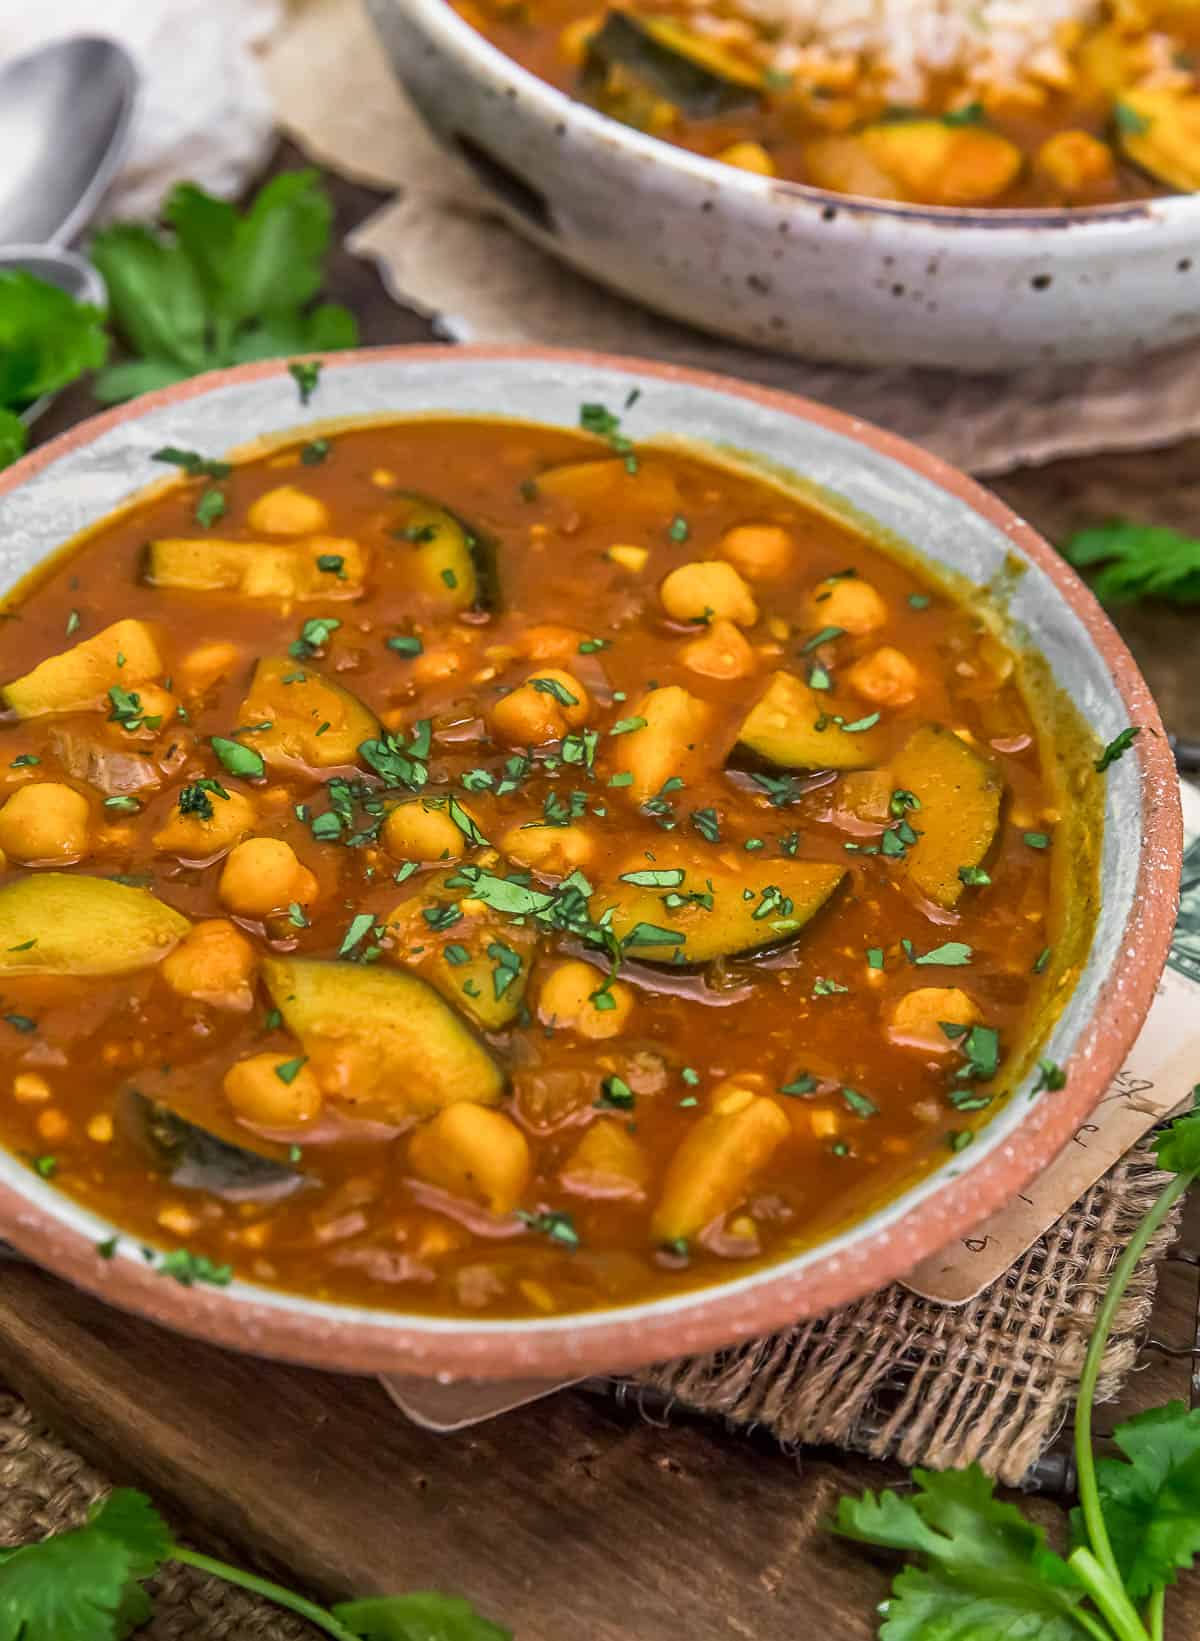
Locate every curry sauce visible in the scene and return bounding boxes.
[0,416,1069,1317]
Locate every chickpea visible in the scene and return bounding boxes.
[660,561,758,627]
[490,669,590,746]
[520,624,588,663]
[718,523,794,580]
[153,787,257,860]
[161,919,258,1010]
[1035,130,1115,197]
[810,575,887,635]
[682,618,757,681]
[224,1051,323,1126]
[845,646,920,708]
[408,1104,531,1216]
[218,837,319,919]
[717,141,775,176]
[0,783,90,864]
[383,799,472,863]
[246,484,331,536]
[501,822,593,877]
[537,960,634,1039]
[888,987,979,1053]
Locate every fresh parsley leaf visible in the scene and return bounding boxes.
[1154,1102,1200,1175]
[90,172,358,404]
[194,487,226,529]
[832,1465,1086,1641]
[1062,519,1200,605]
[332,1592,512,1640]
[1032,1058,1067,1093]
[0,271,107,441]
[530,675,578,708]
[156,1249,233,1287]
[1096,726,1140,772]
[515,1209,580,1249]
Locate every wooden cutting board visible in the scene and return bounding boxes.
[1,1252,1197,1640]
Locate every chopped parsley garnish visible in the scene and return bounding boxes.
[211,736,265,780]
[561,728,599,769]
[681,1067,700,1086]
[1033,946,1052,974]
[337,912,377,959]
[607,771,634,788]
[32,1154,56,1178]
[907,592,932,610]
[807,662,832,691]
[597,1074,635,1111]
[801,624,845,653]
[287,359,322,404]
[812,976,850,997]
[65,609,81,635]
[194,487,227,529]
[668,515,690,543]
[690,808,721,843]
[178,778,229,822]
[947,1129,974,1153]
[152,446,232,480]
[530,675,579,708]
[958,865,991,887]
[1095,726,1140,772]
[579,401,637,469]
[387,634,423,657]
[913,941,973,967]
[842,1088,878,1118]
[578,636,611,654]
[4,1013,37,1033]
[516,1209,580,1249]
[609,716,647,736]
[779,1074,818,1097]
[287,902,310,928]
[422,902,463,932]
[316,553,346,577]
[941,1022,1000,1082]
[300,438,330,465]
[447,797,489,846]
[487,941,523,1000]
[750,771,805,807]
[359,723,431,792]
[107,686,160,734]
[1024,831,1051,850]
[103,795,141,813]
[288,615,341,660]
[619,868,686,888]
[157,1249,234,1287]
[866,947,884,969]
[1032,1058,1067,1093]
[274,1056,308,1085]
[9,755,38,767]
[621,921,685,950]
[440,567,458,589]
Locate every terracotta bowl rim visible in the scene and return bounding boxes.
[395,0,1200,233]
[0,344,1181,1380]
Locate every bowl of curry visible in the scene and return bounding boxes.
[0,347,1180,1379]
[367,0,1200,369]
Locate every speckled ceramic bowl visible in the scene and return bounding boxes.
[367,0,1200,372]
[0,347,1181,1379]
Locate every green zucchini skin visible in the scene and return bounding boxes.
[120,1088,308,1202]
[394,492,499,614]
[583,11,761,120]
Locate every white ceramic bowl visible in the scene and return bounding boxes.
[368,0,1200,372]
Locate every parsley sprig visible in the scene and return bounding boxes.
[0,1486,508,1640]
[833,1101,1200,1641]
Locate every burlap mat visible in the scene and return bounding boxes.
[265,0,1200,480]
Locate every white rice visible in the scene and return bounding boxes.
[716,0,1104,102]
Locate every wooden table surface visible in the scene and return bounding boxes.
[14,140,1199,1637]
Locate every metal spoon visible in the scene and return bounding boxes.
[0,35,139,247]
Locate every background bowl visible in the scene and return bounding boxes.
[367,0,1200,373]
[0,346,1181,1378]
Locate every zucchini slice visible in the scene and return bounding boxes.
[144,537,366,601]
[0,874,189,976]
[1116,88,1200,192]
[262,956,504,1123]
[583,12,761,119]
[390,493,498,613]
[385,867,537,1032]
[120,1088,307,1202]
[603,856,845,964]
[891,724,1002,909]
[3,619,162,718]
[238,656,379,772]
[736,670,885,771]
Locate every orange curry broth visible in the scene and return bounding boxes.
[0,418,1059,1318]
[454,0,1200,208]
